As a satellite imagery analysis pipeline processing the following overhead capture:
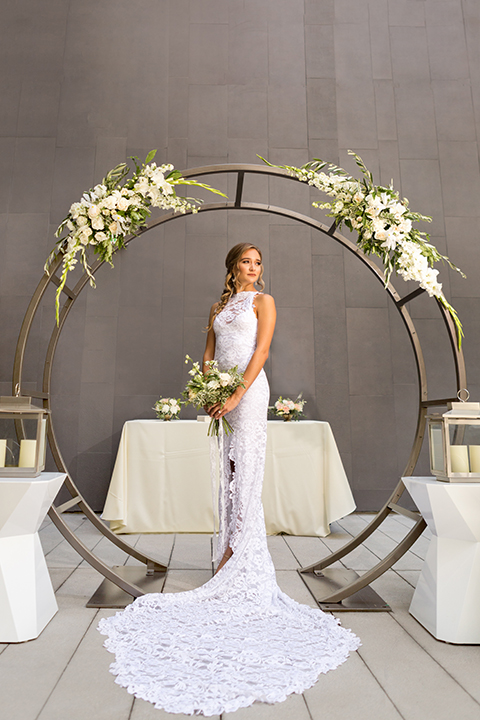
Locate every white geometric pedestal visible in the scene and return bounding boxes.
[403,476,480,644]
[0,472,66,642]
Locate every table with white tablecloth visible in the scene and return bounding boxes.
[102,420,355,536]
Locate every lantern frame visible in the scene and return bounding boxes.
[428,402,480,483]
[0,396,49,478]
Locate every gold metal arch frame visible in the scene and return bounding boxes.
[13,163,466,609]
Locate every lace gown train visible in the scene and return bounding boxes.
[98,291,360,716]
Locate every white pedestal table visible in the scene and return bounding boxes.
[0,472,66,642]
[103,420,355,536]
[403,476,480,644]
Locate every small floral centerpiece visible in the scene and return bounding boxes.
[46,150,226,323]
[260,151,464,346]
[269,395,306,421]
[153,397,182,421]
[182,356,245,436]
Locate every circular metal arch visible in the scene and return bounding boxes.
[12,163,467,603]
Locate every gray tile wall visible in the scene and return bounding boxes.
[1,0,479,511]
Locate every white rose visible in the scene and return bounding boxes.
[88,204,101,219]
[91,216,104,230]
[117,197,130,211]
[219,373,231,387]
[95,231,107,243]
[102,195,117,210]
[161,404,170,413]
[353,192,364,203]
[207,379,220,390]
[398,218,412,234]
[109,221,118,234]
[77,215,88,227]
[70,202,83,218]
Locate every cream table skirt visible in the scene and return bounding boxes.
[102,420,355,536]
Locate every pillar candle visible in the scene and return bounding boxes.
[450,445,469,473]
[469,445,480,473]
[19,439,37,468]
[0,439,6,468]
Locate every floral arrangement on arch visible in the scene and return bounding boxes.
[153,397,182,421]
[261,151,464,346]
[46,150,226,323]
[269,395,306,421]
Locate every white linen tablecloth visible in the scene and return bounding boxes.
[102,420,355,536]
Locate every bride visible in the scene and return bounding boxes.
[98,242,360,716]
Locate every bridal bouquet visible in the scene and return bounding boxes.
[153,397,181,420]
[269,394,306,421]
[182,356,245,436]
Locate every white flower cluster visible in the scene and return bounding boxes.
[270,395,306,421]
[183,356,245,436]
[396,240,441,297]
[46,151,226,324]
[292,163,444,298]
[263,150,464,345]
[154,397,181,420]
[61,162,197,258]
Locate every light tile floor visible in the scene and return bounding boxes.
[2,513,479,720]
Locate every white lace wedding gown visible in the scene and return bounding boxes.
[98,291,360,716]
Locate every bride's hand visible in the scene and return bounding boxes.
[208,391,242,419]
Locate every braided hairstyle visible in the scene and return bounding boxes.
[207,242,265,330]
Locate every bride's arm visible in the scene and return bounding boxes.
[202,303,218,373]
[209,294,276,419]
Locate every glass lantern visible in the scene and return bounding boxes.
[428,398,480,483]
[0,395,49,478]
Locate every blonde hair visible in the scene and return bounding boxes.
[207,243,265,330]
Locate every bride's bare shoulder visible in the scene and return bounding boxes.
[254,293,275,306]
[254,293,276,316]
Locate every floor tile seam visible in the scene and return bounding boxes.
[127,696,135,720]
[43,516,89,559]
[340,518,429,567]
[275,534,303,566]
[44,517,104,567]
[282,536,333,567]
[301,690,314,720]
[76,531,118,569]
[339,515,416,551]
[387,609,480,708]
[34,608,101,720]
[352,646,407,720]
[51,566,77,593]
[392,568,417,589]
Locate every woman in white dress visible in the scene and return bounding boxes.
[98,242,360,717]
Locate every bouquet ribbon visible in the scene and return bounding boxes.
[208,421,225,563]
